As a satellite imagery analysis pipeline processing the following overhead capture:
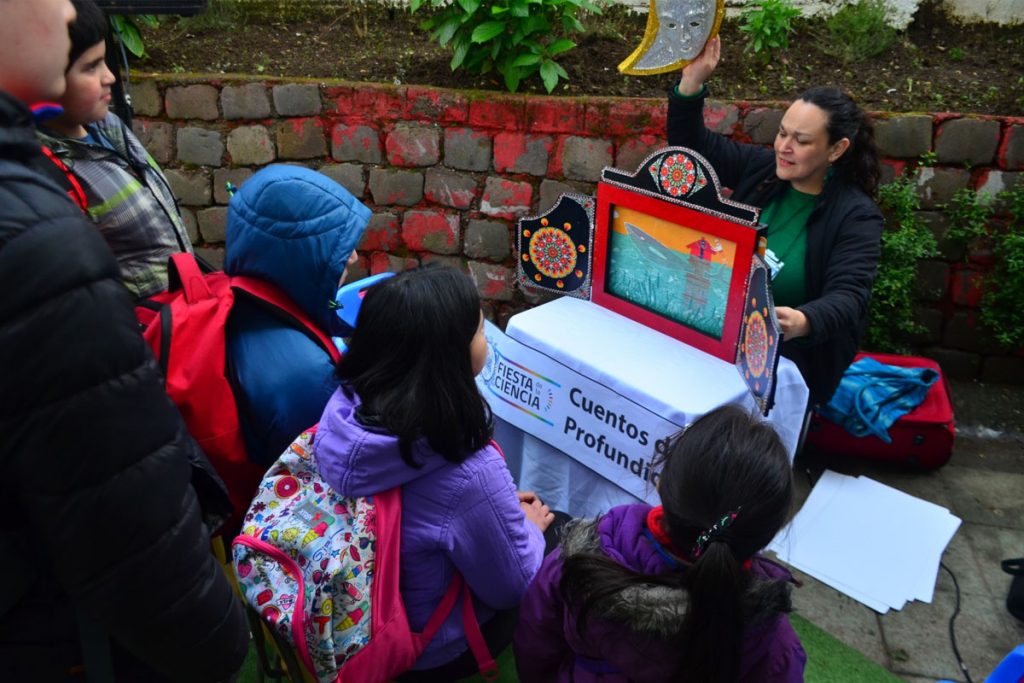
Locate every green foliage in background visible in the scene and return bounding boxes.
[820,0,896,64]
[739,0,802,63]
[946,185,1024,349]
[110,14,159,58]
[411,0,601,93]
[865,172,938,353]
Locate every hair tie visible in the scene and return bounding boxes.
[690,508,742,560]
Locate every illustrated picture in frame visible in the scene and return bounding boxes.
[591,174,762,362]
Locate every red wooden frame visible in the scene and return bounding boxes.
[591,181,760,362]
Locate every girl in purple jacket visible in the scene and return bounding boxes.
[315,265,553,681]
[514,405,806,682]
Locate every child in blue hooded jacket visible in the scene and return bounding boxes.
[225,164,370,467]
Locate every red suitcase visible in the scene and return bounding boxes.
[805,352,955,469]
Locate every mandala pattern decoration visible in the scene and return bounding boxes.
[648,152,708,198]
[736,256,782,416]
[518,193,595,298]
[602,146,760,226]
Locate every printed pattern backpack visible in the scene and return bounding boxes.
[233,429,497,683]
[136,252,341,533]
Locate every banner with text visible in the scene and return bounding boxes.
[477,320,686,504]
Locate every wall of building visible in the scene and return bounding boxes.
[127,74,1024,382]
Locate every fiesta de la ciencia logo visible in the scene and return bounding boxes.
[481,336,557,426]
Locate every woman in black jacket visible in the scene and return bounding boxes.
[668,36,883,408]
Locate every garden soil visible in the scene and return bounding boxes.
[140,0,1022,115]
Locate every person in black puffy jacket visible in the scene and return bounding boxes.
[0,1,249,680]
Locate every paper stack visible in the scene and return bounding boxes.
[767,470,961,614]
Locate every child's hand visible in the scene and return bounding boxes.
[520,495,555,532]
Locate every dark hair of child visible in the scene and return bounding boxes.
[336,264,493,469]
[559,404,794,683]
[798,85,880,198]
[68,0,109,67]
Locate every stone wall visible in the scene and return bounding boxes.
[128,74,1024,383]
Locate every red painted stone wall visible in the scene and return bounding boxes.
[128,75,1024,383]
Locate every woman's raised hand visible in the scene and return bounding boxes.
[679,35,721,96]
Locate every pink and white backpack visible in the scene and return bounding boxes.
[232,428,497,683]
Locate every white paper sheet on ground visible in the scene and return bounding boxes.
[767,471,961,613]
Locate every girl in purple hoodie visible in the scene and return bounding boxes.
[314,265,553,681]
[514,404,806,682]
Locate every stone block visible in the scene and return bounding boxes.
[221,83,270,120]
[480,176,533,220]
[402,210,460,254]
[276,118,326,160]
[165,84,219,120]
[526,97,584,134]
[180,207,199,244]
[981,355,1024,385]
[538,179,592,214]
[703,101,739,136]
[917,210,964,261]
[909,306,943,345]
[177,127,223,167]
[424,169,477,209]
[562,136,613,182]
[874,115,933,159]
[468,96,526,130]
[942,310,985,351]
[467,261,513,302]
[420,254,465,271]
[914,259,949,302]
[950,266,983,307]
[319,163,365,199]
[915,166,970,209]
[585,99,666,137]
[128,80,162,117]
[194,247,224,269]
[213,168,254,204]
[935,118,1000,166]
[743,107,784,145]
[370,252,419,275]
[164,169,211,206]
[493,133,552,176]
[615,135,665,174]
[444,128,491,172]
[976,170,1022,211]
[1002,124,1024,170]
[405,86,468,124]
[464,220,509,261]
[331,124,381,164]
[226,125,274,166]
[272,83,322,116]
[368,168,423,206]
[359,212,401,252]
[197,206,229,243]
[386,123,441,167]
[131,119,173,165]
[923,347,981,380]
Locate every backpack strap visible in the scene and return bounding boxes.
[414,574,498,681]
[36,145,88,212]
[229,276,341,364]
[167,251,216,303]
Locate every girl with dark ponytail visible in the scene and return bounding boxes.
[513,404,805,682]
[668,36,884,408]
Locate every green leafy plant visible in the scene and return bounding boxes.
[819,0,895,64]
[738,0,802,63]
[110,14,159,59]
[945,185,1024,349]
[865,173,939,352]
[410,0,601,93]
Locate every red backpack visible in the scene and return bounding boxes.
[136,252,341,532]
